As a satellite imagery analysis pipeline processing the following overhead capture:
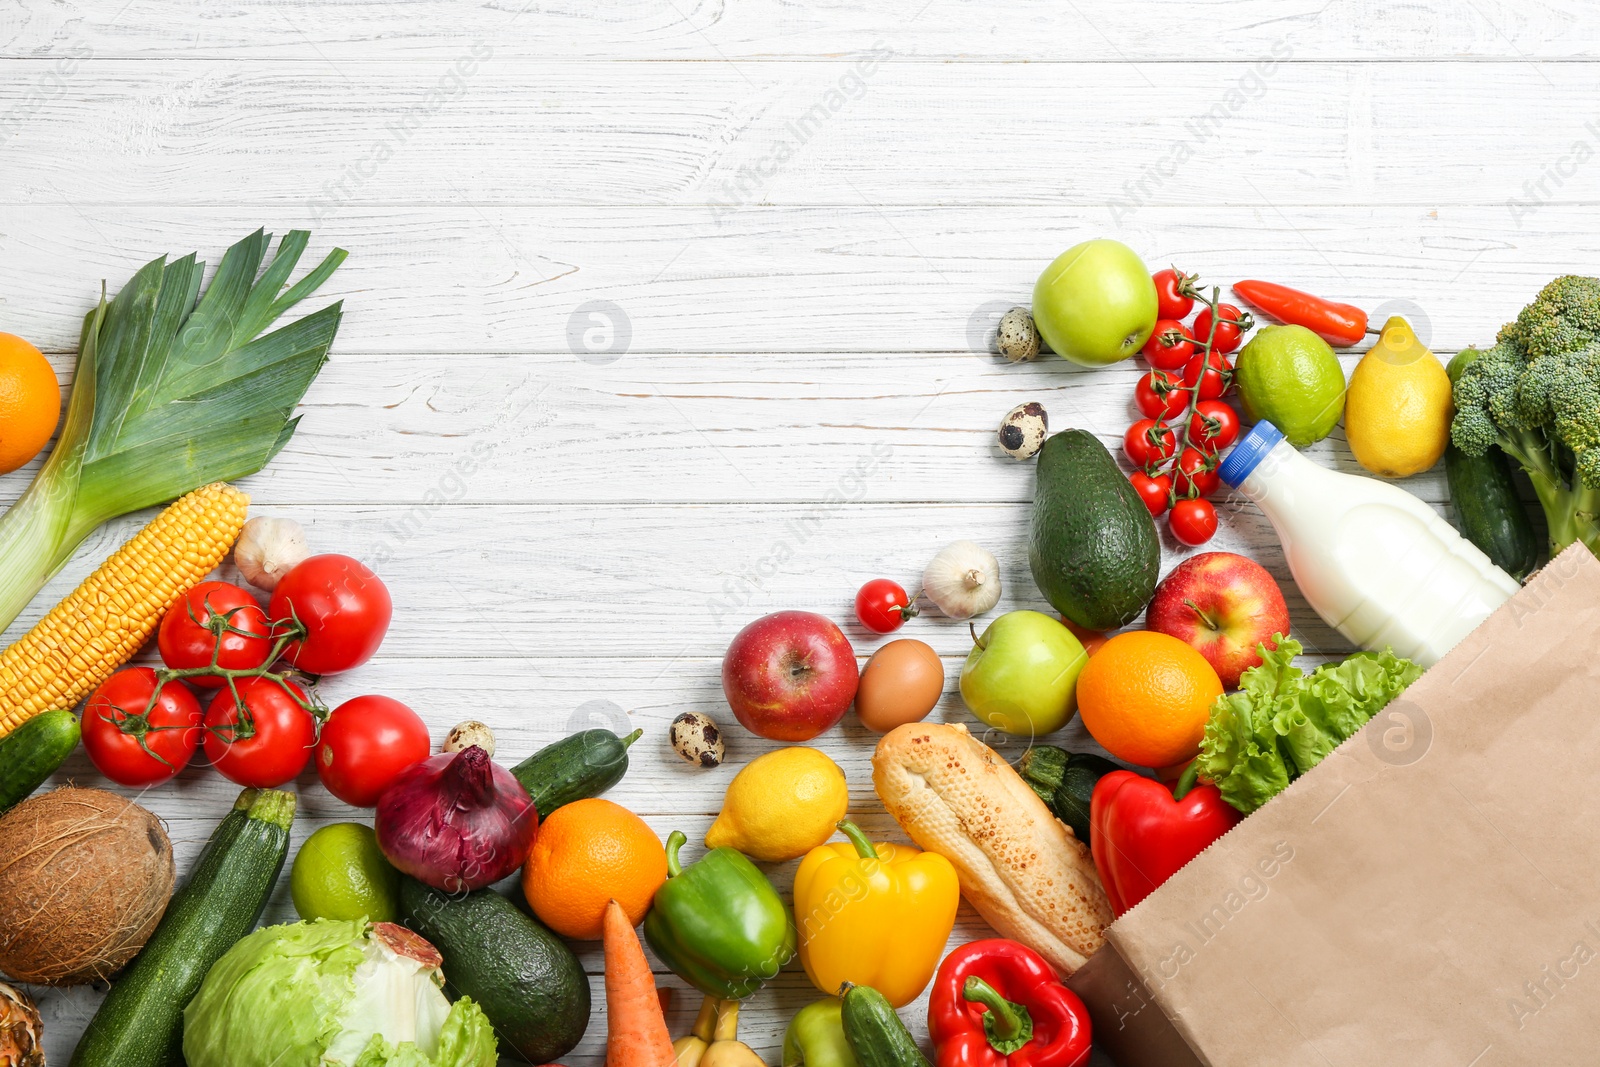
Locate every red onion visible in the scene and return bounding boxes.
[375,745,539,892]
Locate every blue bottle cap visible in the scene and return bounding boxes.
[1218,421,1284,487]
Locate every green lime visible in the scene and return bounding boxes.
[1233,324,1347,446]
[290,823,401,923]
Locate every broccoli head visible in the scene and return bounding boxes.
[1501,274,1600,362]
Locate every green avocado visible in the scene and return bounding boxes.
[1028,429,1160,630]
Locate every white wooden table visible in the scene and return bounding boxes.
[4,2,1596,1062]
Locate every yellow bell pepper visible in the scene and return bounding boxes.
[793,819,960,1007]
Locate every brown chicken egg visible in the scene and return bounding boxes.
[854,638,946,733]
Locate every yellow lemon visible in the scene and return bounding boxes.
[1345,316,1452,477]
[705,747,848,862]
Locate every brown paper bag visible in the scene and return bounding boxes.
[1069,544,1600,1067]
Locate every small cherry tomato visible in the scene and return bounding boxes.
[270,554,393,675]
[204,678,318,788]
[1175,447,1222,497]
[1141,319,1196,371]
[855,578,916,633]
[1123,419,1177,466]
[1129,470,1173,517]
[1182,352,1230,401]
[1135,370,1187,419]
[1151,269,1196,321]
[1170,498,1219,546]
[158,580,272,687]
[1188,400,1241,451]
[82,668,204,787]
[316,695,432,807]
[1194,303,1247,354]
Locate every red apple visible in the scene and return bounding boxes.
[722,610,860,741]
[1145,552,1289,688]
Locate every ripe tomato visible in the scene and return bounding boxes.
[854,578,915,634]
[204,678,318,788]
[1129,470,1173,517]
[1151,269,1195,320]
[270,554,393,675]
[1182,352,1230,401]
[316,695,431,807]
[158,580,272,687]
[82,668,204,787]
[1170,498,1219,546]
[1141,319,1196,371]
[1123,419,1177,466]
[1193,303,1246,354]
[1175,447,1222,497]
[1188,400,1241,451]
[1135,370,1187,419]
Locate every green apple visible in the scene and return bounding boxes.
[1031,239,1158,367]
[959,610,1088,736]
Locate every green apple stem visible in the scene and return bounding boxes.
[969,621,986,649]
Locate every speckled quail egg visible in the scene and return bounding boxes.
[998,402,1048,460]
[443,720,496,758]
[996,307,1041,362]
[670,712,725,768]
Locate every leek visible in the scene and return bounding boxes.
[0,229,345,632]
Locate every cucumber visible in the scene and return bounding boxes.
[0,710,79,814]
[1446,443,1540,581]
[400,877,589,1064]
[511,727,641,818]
[69,788,295,1067]
[840,983,932,1067]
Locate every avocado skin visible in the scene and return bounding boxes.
[1028,429,1160,630]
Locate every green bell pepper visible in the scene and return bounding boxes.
[783,998,860,1067]
[643,830,797,1000]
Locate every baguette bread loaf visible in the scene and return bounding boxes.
[871,721,1112,974]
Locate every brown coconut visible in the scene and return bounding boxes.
[0,786,175,985]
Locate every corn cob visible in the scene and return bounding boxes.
[0,483,249,738]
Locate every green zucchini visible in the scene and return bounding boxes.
[1446,443,1540,581]
[840,983,932,1067]
[69,787,295,1067]
[1016,745,1120,847]
[512,727,641,818]
[0,710,79,814]
[400,877,589,1064]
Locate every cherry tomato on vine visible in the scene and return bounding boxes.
[1188,400,1241,452]
[1123,419,1177,466]
[1151,269,1195,320]
[1175,447,1222,498]
[158,580,272,687]
[1135,370,1187,419]
[1182,352,1230,401]
[1141,319,1196,371]
[1129,470,1173,517]
[1170,498,1219,546]
[316,695,431,807]
[204,678,318,788]
[1193,303,1247,354]
[82,668,204,787]
[855,578,916,634]
[270,554,393,675]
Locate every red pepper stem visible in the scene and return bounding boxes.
[1173,761,1201,801]
[666,830,687,878]
[962,976,1034,1053]
[836,819,879,861]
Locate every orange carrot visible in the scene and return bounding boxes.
[604,899,677,1067]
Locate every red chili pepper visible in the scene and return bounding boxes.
[928,939,1091,1067]
[1089,765,1242,917]
[1232,279,1368,347]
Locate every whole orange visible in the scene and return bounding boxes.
[0,334,60,475]
[522,797,667,939]
[1075,631,1223,768]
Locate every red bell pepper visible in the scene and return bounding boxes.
[1089,765,1241,917]
[928,939,1091,1067]
[1232,279,1369,347]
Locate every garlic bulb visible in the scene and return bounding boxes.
[922,540,1001,620]
[233,516,310,591]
